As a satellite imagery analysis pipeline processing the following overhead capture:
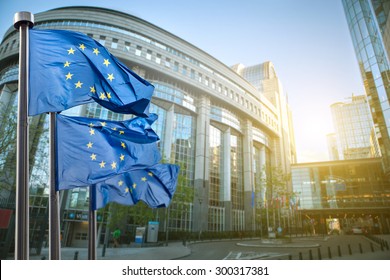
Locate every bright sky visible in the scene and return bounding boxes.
[0,0,365,163]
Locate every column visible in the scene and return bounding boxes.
[163,104,174,161]
[222,127,231,231]
[193,96,210,232]
[242,120,254,231]
[259,145,267,206]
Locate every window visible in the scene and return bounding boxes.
[165,58,171,68]
[182,66,187,76]
[10,40,16,50]
[135,45,142,56]
[111,38,118,49]
[190,69,195,79]
[156,54,161,64]
[99,35,106,46]
[146,50,152,60]
[173,62,179,72]
[124,41,131,52]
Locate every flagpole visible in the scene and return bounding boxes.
[49,112,61,259]
[88,186,97,260]
[13,11,34,260]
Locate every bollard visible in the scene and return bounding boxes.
[348,244,352,255]
[74,251,79,260]
[327,247,332,259]
[299,252,303,260]
[309,249,313,260]
[338,245,342,257]
[317,247,322,260]
[359,243,363,254]
[370,243,375,253]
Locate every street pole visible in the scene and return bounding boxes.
[14,11,34,260]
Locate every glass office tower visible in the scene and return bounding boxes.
[342,0,390,176]
[330,95,379,159]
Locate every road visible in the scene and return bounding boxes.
[178,235,390,260]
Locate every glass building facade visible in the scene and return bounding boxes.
[292,158,390,234]
[342,0,390,176]
[0,6,295,251]
[330,95,379,159]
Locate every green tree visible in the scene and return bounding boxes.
[261,166,291,233]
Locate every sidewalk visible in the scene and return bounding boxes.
[29,242,191,260]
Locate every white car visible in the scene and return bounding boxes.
[351,226,364,234]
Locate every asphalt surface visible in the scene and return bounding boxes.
[21,234,390,260]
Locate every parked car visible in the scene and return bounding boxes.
[351,226,365,234]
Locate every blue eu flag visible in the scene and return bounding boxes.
[29,29,154,116]
[92,163,179,210]
[56,114,161,190]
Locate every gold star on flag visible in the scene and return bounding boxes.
[112,127,117,131]
[67,47,75,55]
[90,86,96,93]
[125,188,129,193]
[89,123,94,127]
[93,48,100,55]
[103,59,111,67]
[90,153,97,160]
[118,180,124,186]
[87,142,93,148]
[141,177,147,182]
[89,128,95,135]
[119,131,124,135]
[79,43,86,51]
[133,183,137,189]
[106,92,112,99]
[100,122,107,127]
[100,161,106,168]
[64,61,71,67]
[119,154,125,161]
[107,73,115,82]
[99,92,106,100]
[65,72,73,80]
[111,161,117,169]
[121,142,126,149]
[148,172,153,177]
[75,81,83,88]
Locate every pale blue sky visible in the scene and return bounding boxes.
[0,0,365,162]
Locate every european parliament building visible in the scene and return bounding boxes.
[0,6,295,251]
